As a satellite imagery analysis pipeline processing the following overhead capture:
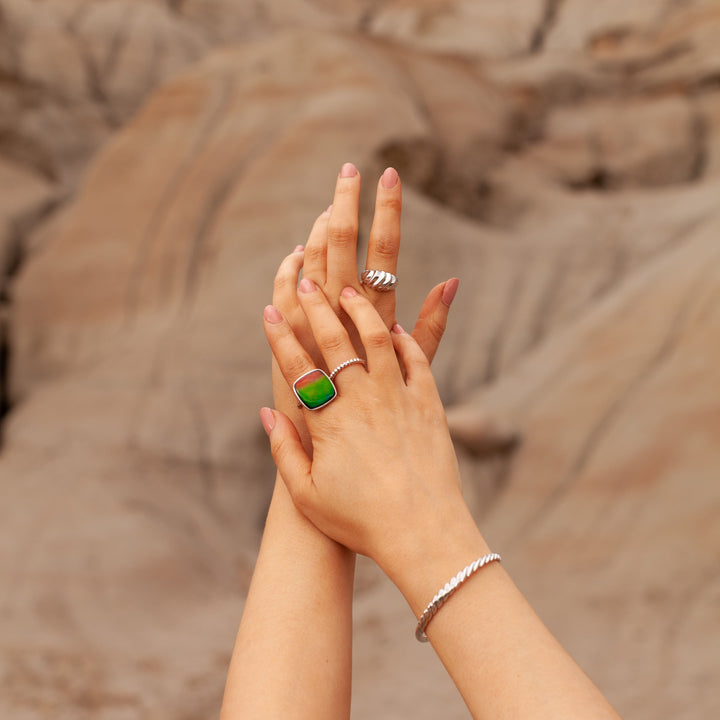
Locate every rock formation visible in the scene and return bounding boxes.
[1,1,719,718]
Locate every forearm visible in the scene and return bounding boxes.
[221,473,355,720]
[387,511,621,720]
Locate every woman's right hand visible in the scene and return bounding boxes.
[261,281,489,614]
[270,163,459,451]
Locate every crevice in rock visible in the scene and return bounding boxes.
[376,138,523,227]
[64,3,125,129]
[0,194,66,449]
[529,0,564,54]
[566,167,612,191]
[0,304,10,444]
[688,106,708,182]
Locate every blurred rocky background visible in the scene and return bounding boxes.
[1,1,719,717]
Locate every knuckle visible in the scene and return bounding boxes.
[284,355,310,382]
[364,327,391,350]
[371,231,399,261]
[328,221,357,247]
[273,271,294,295]
[427,312,447,342]
[304,243,325,265]
[316,328,347,354]
[378,193,402,213]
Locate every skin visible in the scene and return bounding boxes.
[220,163,458,720]
[261,284,624,720]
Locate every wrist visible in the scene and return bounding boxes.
[376,495,490,618]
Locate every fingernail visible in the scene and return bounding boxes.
[325,204,333,213]
[340,162,357,178]
[381,167,399,189]
[260,407,276,435]
[391,323,405,334]
[441,278,460,308]
[294,244,304,253]
[264,305,283,323]
[341,286,358,298]
[299,278,316,294]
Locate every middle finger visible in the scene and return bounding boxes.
[297,278,366,384]
[326,162,362,294]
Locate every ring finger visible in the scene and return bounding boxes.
[302,206,331,284]
[361,167,401,320]
[296,278,367,388]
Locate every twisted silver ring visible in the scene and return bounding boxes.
[361,269,398,292]
[329,357,365,381]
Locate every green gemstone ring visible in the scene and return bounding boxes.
[293,368,337,410]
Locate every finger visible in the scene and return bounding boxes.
[263,304,318,395]
[364,167,401,279]
[260,407,314,512]
[296,278,366,381]
[326,162,361,292]
[411,278,459,364]
[272,246,305,312]
[391,323,434,387]
[338,286,403,381]
[303,206,332,283]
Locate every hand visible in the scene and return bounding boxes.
[270,163,460,448]
[261,282,484,593]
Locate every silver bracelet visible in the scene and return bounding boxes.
[415,552,501,642]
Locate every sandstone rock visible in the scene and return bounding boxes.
[448,206,720,719]
[367,0,546,58]
[520,95,704,189]
[2,3,720,719]
[543,0,670,53]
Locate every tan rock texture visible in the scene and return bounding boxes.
[1,1,719,718]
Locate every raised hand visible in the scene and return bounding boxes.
[260,282,623,720]
[270,163,459,446]
[262,283,483,587]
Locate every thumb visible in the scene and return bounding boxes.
[260,407,313,507]
[411,278,458,364]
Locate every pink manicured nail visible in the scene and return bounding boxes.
[326,204,333,213]
[299,278,316,293]
[341,286,358,298]
[264,305,283,323]
[381,167,399,189]
[391,323,405,334]
[340,162,358,178]
[260,407,276,435]
[294,244,304,253]
[441,278,460,308]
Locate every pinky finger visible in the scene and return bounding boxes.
[391,324,433,387]
[410,278,459,364]
[273,246,305,310]
[260,408,314,511]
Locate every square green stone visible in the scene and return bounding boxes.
[293,369,337,410]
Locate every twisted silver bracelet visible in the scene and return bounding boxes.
[415,552,501,642]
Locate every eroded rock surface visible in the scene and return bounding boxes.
[1,1,720,718]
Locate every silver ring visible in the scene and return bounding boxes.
[361,269,398,291]
[329,357,365,381]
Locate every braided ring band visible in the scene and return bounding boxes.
[329,357,365,381]
[361,269,398,292]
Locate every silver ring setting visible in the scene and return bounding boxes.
[329,357,365,381]
[361,269,398,292]
[293,368,337,411]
